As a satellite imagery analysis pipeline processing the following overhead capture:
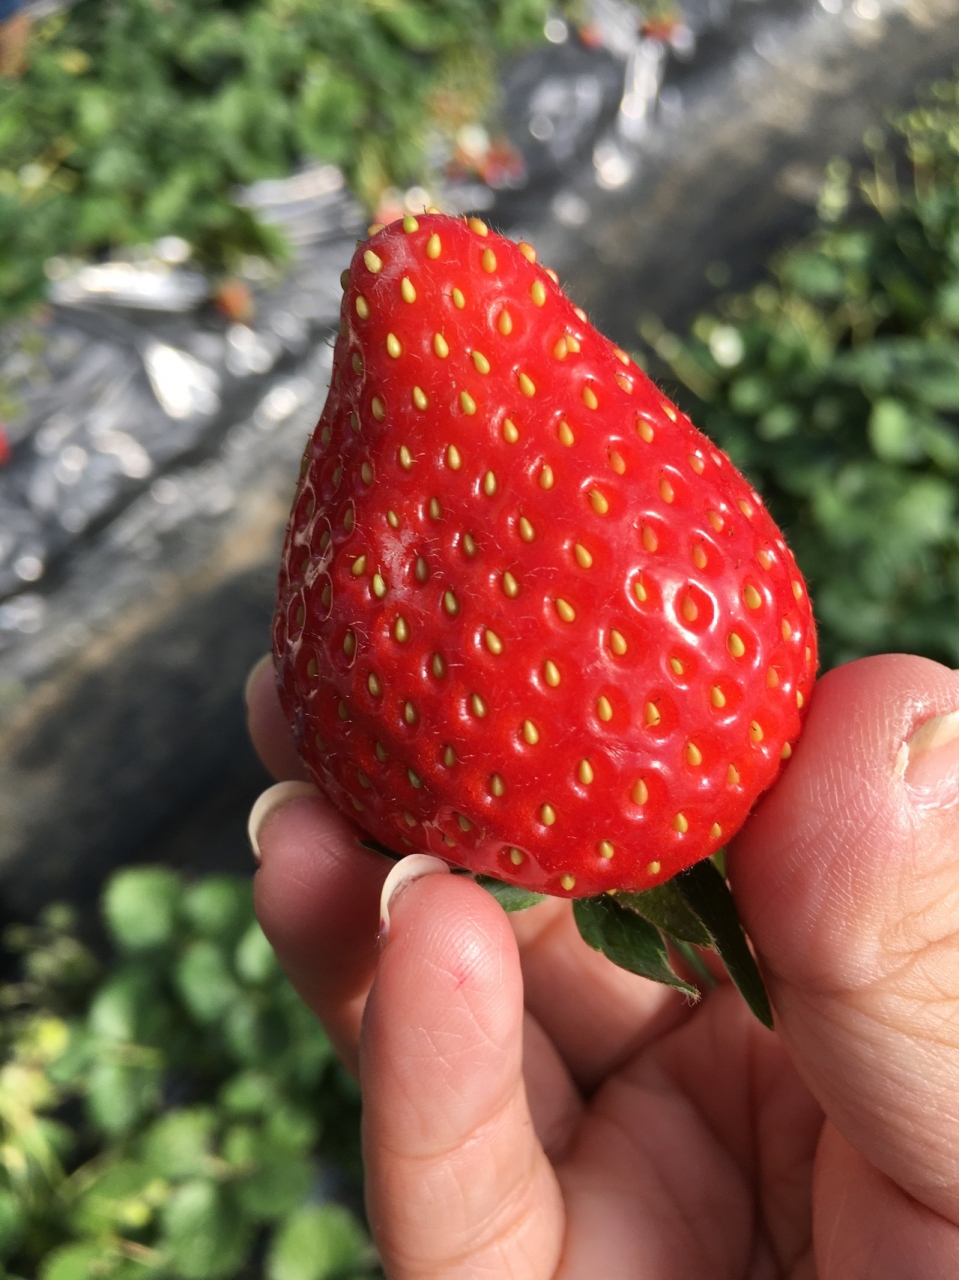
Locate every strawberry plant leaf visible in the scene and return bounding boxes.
[0,0,561,324]
[475,877,547,913]
[103,867,180,953]
[266,1202,368,1280]
[617,883,712,947]
[674,860,773,1028]
[573,897,698,998]
[0,868,374,1278]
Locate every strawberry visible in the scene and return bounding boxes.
[272,213,817,900]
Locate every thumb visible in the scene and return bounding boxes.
[730,654,959,1225]
[360,868,564,1279]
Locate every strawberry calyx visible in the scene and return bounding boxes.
[362,835,771,1025]
[498,854,772,1026]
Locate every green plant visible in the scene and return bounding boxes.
[641,77,959,670]
[0,868,377,1280]
[0,0,570,321]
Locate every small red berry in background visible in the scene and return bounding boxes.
[213,278,255,324]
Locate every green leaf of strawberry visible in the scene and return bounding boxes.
[573,896,698,998]
[273,212,816,1018]
[475,876,548,913]
[618,881,712,947]
[675,858,774,1027]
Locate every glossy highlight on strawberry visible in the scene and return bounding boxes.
[273,214,817,898]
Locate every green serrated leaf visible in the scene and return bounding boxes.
[88,967,158,1043]
[235,921,279,986]
[0,1187,25,1260]
[175,941,241,1025]
[142,1108,216,1181]
[40,1241,107,1280]
[181,877,252,944]
[267,1203,368,1280]
[618,882,712,946]
[86,1058,163,1137]
[674,861,773,1028]
[475,876,547,913]
[103,868,181,953]
[160,1179,251,1279]
[223,1122,313,1222]
[219,1070,280,1118]
[573,897,698,997]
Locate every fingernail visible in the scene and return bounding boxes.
[900,709,959,796]
[244,653,273,708]
[247,781,317,861]
[379,854,449,942]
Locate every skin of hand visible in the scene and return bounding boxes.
[246,652,959,1279]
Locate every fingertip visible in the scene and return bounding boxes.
[378,854,450,939]
[727,654,959,1213]
[252,791,392,1067]
[730,654,959,979]
[248,780,318,861]
[361,872,564,1275]
[254,794,387,951]
[245,651,309,782]
[379,872,521,1023]
[364,873,526,1145]
[244,652,273,708]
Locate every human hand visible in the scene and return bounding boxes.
[246,652,959,1278]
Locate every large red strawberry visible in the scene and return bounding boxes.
[272,213,816,904]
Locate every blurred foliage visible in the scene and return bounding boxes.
[0,0,569,321]
[642,76,959,670]
[0,867,378,1280]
